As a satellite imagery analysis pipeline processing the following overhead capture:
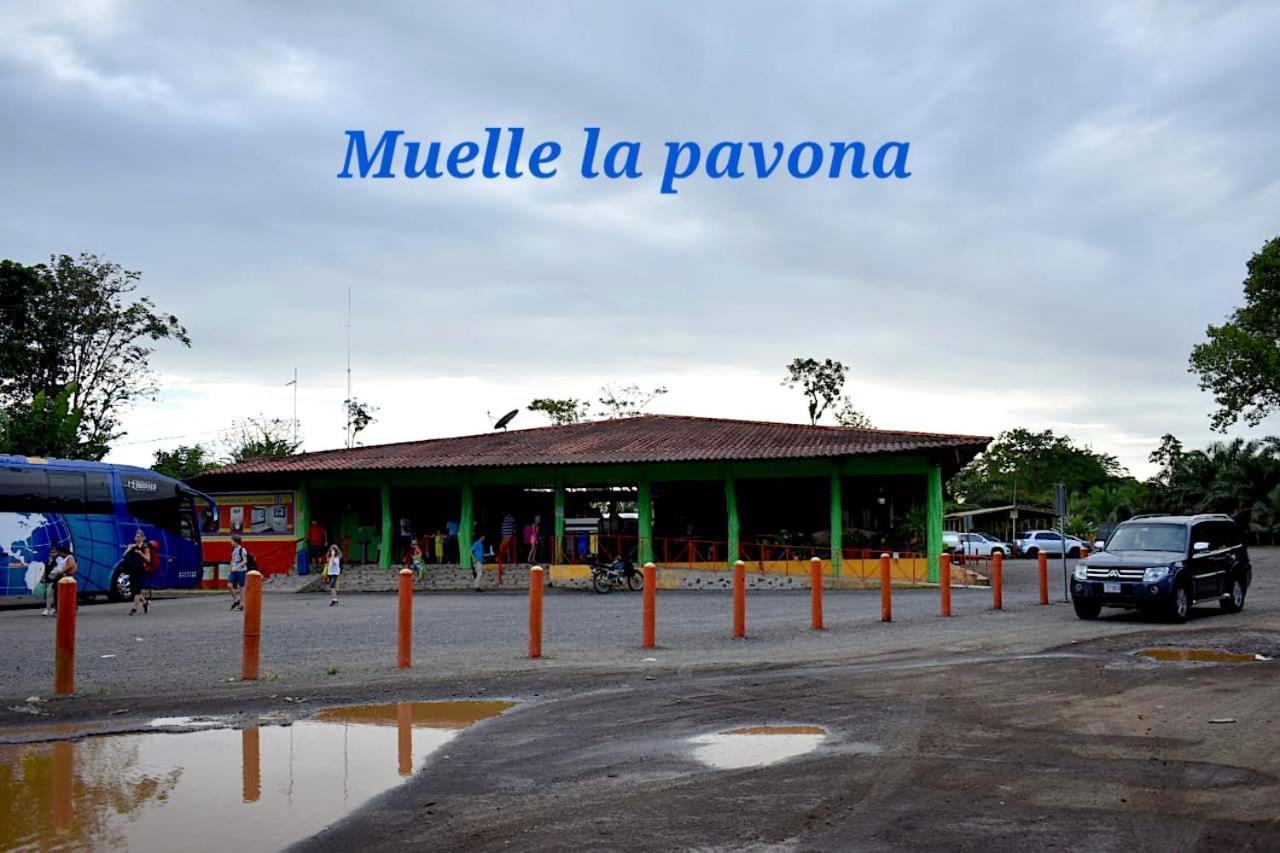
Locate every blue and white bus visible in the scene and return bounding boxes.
[0,455,216,601]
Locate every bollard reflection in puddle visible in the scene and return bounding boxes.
[0,700,515,852]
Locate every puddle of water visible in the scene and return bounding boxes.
[690,724,827,770]
[1137,648,1258,663]
[0,700,514,853]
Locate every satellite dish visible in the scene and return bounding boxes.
[493,409,519,431]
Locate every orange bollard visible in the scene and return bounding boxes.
[992,551,1004,610]
[642,562,657,649]
[1038,552,1049,606]
[241,726,261,803]
[810,557,824,631]
[940,553,952,617]
[880,553,892,622]
[396,702,412,777]
[733,560,746,639]
[54,577,77,695]
[528,566,544,658]
[398,568,413,669]
[242,570,263,680]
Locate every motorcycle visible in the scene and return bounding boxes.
[588,555,643,594]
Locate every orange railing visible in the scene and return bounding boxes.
[542,534,931,580]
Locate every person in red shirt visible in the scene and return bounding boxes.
[308,520,328,570]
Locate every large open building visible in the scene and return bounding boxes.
[193,415,989,583]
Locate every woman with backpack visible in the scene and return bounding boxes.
[123,530,152,615]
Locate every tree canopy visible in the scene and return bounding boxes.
[0,254,189,458]
[950,428,1125,509]
[151,444,218,481]
[782,357,848,425]
[1189,235,1280,431]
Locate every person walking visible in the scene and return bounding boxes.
[471,534,486,592]
[525,515,541,563]
[42,545,76,616]
[229,534,247,611]
[122,530,152,615]
[326,544,342,606]
[499,512,517,565]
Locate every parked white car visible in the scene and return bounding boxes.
[957,532,1014,557]
[943,531,1014,557]
[1016,529,1087,557]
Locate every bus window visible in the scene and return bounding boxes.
[122,474,181,532]
[85,472,113,514]
[177,493,199,543]
[0,467,46,512]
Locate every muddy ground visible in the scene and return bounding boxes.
[3,557,1279,851]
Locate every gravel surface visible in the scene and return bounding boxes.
[2,554,1275,705]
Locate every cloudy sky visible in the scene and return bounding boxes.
[3,0,1278,477]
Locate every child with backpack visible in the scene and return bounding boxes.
[326,544,342,606]
[229,534,248,611]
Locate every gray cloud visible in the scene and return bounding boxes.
[2,0,1278,473]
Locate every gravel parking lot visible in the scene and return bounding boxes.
[1,554,1275,705]
[4,553,1279,851]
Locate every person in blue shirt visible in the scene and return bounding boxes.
[471,534,486,592]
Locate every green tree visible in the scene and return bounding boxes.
[151,444,216,480]
[1189,235,1280,431]
[0,254,189,455]
[344,397,378,446]
[223,417,302,463]
[833,395,873,428]
[950,428,1126,508]
[0,384,97,458]
[782,357,848,425]
[528,398,590,425]
[597,384,667,418]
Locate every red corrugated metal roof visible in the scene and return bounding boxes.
[198,415,990,478]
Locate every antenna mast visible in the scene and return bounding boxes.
[345,287,352,448]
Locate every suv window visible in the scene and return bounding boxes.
[1035,532,1060,541]
[1203,520,1241,550]
[1190,522,1215,550]
[1110,522,1187,552]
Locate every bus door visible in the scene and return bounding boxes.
[117,473,202,589]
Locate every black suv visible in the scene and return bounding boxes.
[1071,514,1251,622]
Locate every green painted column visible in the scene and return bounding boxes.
[459,482,474,569]
[829,467,843,576]
[725,476,739,566]
[637,477,653,564]
[553,480,566,564]
[379,478,392,568]
[926,464,943,583]
[295,480,310,571]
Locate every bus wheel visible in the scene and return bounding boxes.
[109,569,132,603]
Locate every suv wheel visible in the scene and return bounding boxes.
[1067,547,1080,558]
[1025,547,1038,558]
[1220,578,1246,613]
[1168,582,1191,623]
[1072,599,1101,620]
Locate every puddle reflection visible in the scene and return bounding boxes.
[0,700,514,852]
[1137,648,1258,663]
[690,724,828,770]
